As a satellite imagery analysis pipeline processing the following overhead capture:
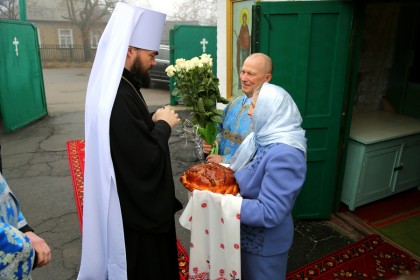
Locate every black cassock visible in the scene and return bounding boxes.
[110,69,182,280]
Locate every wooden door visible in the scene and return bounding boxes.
[255,1,354,218]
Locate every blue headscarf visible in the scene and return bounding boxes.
[230,83,307,171]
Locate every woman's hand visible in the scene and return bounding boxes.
[206,154,222,163]
[25,231,52,268]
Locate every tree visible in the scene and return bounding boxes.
[0,0,38,20]
[125,0,150,9]
[171,0,216,26]
[60,0,118,61]
[0,0,18,19]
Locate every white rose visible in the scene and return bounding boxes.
[190,57,200,68]
[165,65,176,77]
[186,60,196,71]
[200,54,212,65]
[175,58,186,70]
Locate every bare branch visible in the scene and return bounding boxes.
[0,0,18,19]
[172,0,216,25]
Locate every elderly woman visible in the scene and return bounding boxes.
[230,82,307,280]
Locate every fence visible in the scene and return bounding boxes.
[39,45,97,62]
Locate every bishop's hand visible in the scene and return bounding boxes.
[153,106,180,128]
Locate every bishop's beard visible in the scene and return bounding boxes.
[131,56,151,88]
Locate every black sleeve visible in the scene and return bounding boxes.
[19,224,34,233]
[110,87,177,233]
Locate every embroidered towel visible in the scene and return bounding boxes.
[180,190,242,279]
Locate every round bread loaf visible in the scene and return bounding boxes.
[180,163,239,195]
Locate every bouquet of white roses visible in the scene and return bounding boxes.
[166,54,228,154]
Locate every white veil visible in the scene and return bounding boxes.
[230,83,307,171]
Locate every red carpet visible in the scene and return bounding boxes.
[287,235,419,280]
[66,139,189,279]
[341,188,420,257]
[351,188,420,224]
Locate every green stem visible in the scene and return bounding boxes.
[210,141,218,155]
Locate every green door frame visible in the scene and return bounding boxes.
[334,1,365,211]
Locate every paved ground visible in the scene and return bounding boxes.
[0,68,357,279]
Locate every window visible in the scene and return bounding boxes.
[59,29,73,48]
[91,30,101,49]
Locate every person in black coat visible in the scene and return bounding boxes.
[78,3,182,279]
[110,62,182,279]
